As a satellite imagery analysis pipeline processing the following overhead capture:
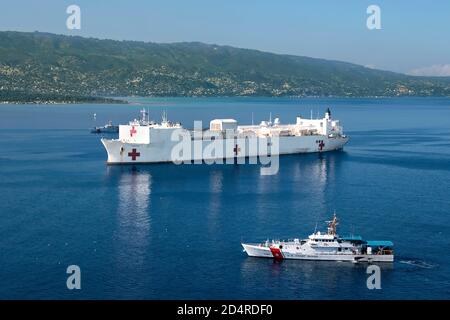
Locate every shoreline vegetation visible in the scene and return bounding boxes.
[1,31,450,104]
[0,92,128,104]
[2,94,450,105]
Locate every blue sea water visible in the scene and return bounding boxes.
[0,97,450,299]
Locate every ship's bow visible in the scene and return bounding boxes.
[101,138,122,164]
[241,243,273,258]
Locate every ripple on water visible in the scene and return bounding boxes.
[399,259,437,269]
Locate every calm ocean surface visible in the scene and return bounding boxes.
[0,97,449,299]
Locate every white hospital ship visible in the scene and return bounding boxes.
[101,108,348,164]
[242,214,394,263]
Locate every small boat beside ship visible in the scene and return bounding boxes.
[242,213,394,263]
[91,121,119,134]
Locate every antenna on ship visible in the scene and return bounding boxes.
[310,109,313,120]
[326,211,338,236]
[162,109,168,123]
[251,112,254,126]
[140,108,146,123]
[269,112,272,126]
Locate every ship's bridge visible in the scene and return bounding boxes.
[308,232,337,241]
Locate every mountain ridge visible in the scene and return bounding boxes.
[1,30,449,103]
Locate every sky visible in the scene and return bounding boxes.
[1,0,449,75]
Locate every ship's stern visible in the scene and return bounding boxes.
[328,135,349,151]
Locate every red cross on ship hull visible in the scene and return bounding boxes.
[128,148,140,161]
[316,140,325,151]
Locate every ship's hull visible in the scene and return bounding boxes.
[242,243,394,263]
[101,135,349,164]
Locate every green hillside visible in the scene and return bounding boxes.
[1,31,449,102]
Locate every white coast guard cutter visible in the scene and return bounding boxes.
[242,213,394,263]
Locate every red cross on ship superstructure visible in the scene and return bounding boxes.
[130,126,137,137]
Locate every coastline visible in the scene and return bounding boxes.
[0,98,129,105]
[3,95,450,105]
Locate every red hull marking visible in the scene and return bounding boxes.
[269,247,284,260]
[316,140,325,151]
[128,148,140,161]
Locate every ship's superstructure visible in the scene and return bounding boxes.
[101,108,349,164]
[242,214,394,262]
